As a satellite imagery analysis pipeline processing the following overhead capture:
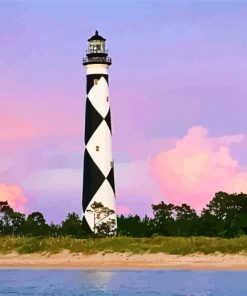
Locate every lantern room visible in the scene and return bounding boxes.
[87,30,106,54]
[83,30,112,66]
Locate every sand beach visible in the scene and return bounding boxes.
[0,251,247,270]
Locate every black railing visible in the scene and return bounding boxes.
[83,56,112,65]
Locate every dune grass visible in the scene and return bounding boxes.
[0,236,247,255]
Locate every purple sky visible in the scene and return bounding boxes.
[1,1,247,223]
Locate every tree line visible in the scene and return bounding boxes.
[0,191,247,238]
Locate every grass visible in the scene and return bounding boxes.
[0,236,247,255]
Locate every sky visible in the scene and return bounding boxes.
[1,0,247,223]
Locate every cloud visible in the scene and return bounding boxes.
[21,169,83,222]
[17,126,247,220]
[0,183,27,212]
[115,161,162,216]
[22,169,82,192]
[116,161,161,198]
[151,126,246,210]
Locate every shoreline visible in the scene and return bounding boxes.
[1,252,247,270]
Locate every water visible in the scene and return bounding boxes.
[0,269,247,295]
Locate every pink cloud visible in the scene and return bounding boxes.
[0,183,28,212]
[151,126,246,210]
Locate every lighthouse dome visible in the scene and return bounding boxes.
[88,30,106,41]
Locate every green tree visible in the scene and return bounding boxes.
[206,192,231,220]
[10,211,26,235]
[0,201,26,235]
[117,215,142,237]
[174,204,199,236]
[95,219,116,237]
[199,209,225,237]
[0,201,13,235]
[61,213,82,237]
[25,212,49,236]
[117,214,155,237]
[202,192,247,237]
[49,222,62,237]
[0,201,15,235]
[86,201,115,236]
[0,201,10,212]
[152,202,175,235]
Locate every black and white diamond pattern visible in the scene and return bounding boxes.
[82,74,116,233]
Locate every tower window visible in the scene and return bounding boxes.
[96,145,99,151]
[94,79,98,85]
[106,96,109,102]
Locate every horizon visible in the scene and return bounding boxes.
[1,1,247,223]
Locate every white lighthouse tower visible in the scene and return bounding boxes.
[82,31,116,234]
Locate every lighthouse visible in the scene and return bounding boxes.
[82,31,116,234]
